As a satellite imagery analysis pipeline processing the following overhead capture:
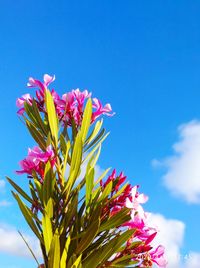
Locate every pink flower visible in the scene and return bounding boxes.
[150,245,167,267]
[72,89,91,109]
[59,89,91,126]
[28,74,55,103]
[125,186,148,220]
[27,74,55,91]
[92,98,115,122]
[16,94,32,114]
[17,74,114,127]
[16,146,55,179]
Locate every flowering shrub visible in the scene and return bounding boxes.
[8,74,167,268]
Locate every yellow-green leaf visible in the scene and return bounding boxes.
[60,235,71,268]
[45,89,58,147]
[48,230,60,268]
[26,120,46,151]
[99,208,131,232]
[80,99,92,143]
[12,192,42,241]
[42,211,53,254]
[85,119,103,145]
[75,208,100,255]
[72,254,82,268]
[7,177,33,203]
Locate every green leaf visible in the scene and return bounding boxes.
[43,161,55,205]
[75,208,101,255]
[72,254,82,268]
[83,229,135,268]
[60,235,71,268]
[24,100,48,136]
[7,177,33,203]
[42,210,53,254]
[85,168,94,209]
[48,230,60,268]
[99,208,131,232]
[65,133,82,199]
[12,192,42,241]
[86,144,101,176]
[98,180,113,203]
[45,198,54,218]
[85,119,103,146]
[84,128,105,153]
[18,231,40,266]
[110,182,129,201]
[80,99,92,143]
[83,132,109,164]
[31,99,48,136]
[24,101,40,128]
[26,120,46,151]
[62,140,71,178]
[59,192,78,235]
[34,178,43,203]
[45,89,58,147]
[94,167,111,187]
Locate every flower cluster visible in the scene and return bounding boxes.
[16,74,114,126]
[100,171,167,267]
[14,74,167,268]
[16,146,55,180]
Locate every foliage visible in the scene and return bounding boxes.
[8,74,167,268]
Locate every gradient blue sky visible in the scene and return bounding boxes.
[1,1,200,267]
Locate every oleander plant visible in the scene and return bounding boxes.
[7,74,167,268]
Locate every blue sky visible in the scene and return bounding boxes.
[1,1,200,267]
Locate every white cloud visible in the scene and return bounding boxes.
[0,200,11,207]
[153,120,200,204]
[184,252,200,268]
[148,213,185,268]
[0,223,42,259]
[0,179,5,190]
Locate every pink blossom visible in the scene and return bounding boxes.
[72,89,91,109]
[27,74,55,91]
[150,245,167,267]
[92,98,115,122]
[28,74,55,103]
[16,146,55,179]
[16,94,32,114]
[125,185,148,220]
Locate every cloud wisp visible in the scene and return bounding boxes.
[0,179,6,190]
[148,213,185,268]
[0,223,42,259]
[152,120,200,204]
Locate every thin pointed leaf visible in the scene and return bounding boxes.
[12,192,42,241]
[99,208,131,232]
[60,235,71,268]
[7,177,33,203]
[80,99,92,143]
[42,211,53,254]
[45,89,58,147]
[26,120,46,151]
[18,231,40,266]
[85,119,103,145]
[48,230,60,268]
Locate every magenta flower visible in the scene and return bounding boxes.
[72,89,91,109]
[150,245,167,267]
[16,94,32,115]
[16,146,55,179]
[27,74,55,91]
[92,98,115,122]
[17,74,114,127]
[125,185,149,220]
